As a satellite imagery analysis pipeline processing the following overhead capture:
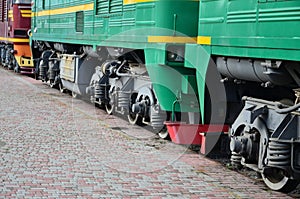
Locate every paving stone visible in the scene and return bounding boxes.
[0,68,296,198]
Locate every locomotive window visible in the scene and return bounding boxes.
[14,29,27,37]
[76,11,84,33]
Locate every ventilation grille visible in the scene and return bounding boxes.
[1,0,7,22]
[109,0,122,13]
[96,0,109,15]
[96,0,123,15]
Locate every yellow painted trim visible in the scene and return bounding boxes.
[20,10,32,14]
[15,56,34,68]
[0,37,29,43]
[148,36,197,44]
[124,0,197,4]
[21,10,32,17]
[124,0,155,4]
[36,3,94,17]
[21,14,31,18]
[8,10,13,21]
[197,36,211,45]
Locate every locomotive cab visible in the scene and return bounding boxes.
[0,0,34,73]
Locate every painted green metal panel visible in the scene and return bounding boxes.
[185,44,211,123]
[32,0,199,47]
[185,0,300,122]
[31,0,200,114]
[144,45,199,113]
[198,0,300,61]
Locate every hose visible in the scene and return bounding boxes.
[243,96,300,114]
[275,103,300,114]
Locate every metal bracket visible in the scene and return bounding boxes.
[251,105,268,123]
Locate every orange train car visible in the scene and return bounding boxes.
[0,0,33,74]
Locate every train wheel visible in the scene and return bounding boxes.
[14,62,20,73]
[127,112,142,125]
[72,92,79,99]
[262,168,299,192]
[105,88,116,115]
[157,126,169,139]
[59,82,65,93]
[105,103,114,115]
[34,73,39,80]
[49,80,56,88]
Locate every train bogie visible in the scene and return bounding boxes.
[230,97,300,192]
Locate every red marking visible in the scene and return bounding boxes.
[165,122,229,154]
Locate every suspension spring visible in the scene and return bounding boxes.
[230,152,242,169]
[118,91,130,109]
[94,84,101,99]
[39,62,47,78]
[5,49,11,67]
[95,84,110,101]
[267,139,290,167]
[49,68,56,80]
[151,109,165,129]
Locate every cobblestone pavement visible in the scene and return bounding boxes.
[0,67,297,198]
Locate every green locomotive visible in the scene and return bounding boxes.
[31,0,300,192]
[192,0,300,192]
[31,0,199,131]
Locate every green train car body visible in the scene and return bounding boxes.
[186,0,300,122]
[197,0,300,61]
[31,0,200,113]
[184,0,300,192]
[32,0,198,45]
